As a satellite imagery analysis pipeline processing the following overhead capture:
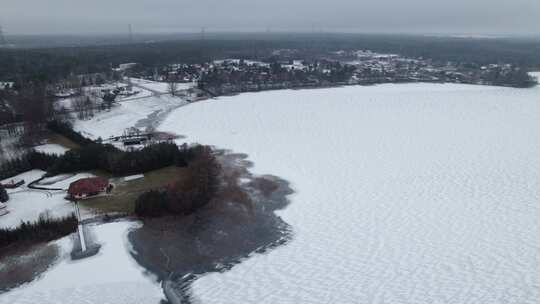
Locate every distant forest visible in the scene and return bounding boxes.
[1,33,539,84]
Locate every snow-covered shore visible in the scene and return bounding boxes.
[74,94,187,140]
[159,80,540,303]
[0,222,164,304]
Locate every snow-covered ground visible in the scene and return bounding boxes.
[74,94,187,139]
[160,79,540,303]
[0,170,92,229]
[38,173,95,190]
[0,221,165,304]
[130,78,195,94]
[34,144,68,155]
[54,83,154,112]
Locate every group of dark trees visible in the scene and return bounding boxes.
[2,119,201,180]
[1,120,202,180]
[46,120,94,146]
[483,67,537,88]
[0,184,8,203]
[45,141,197,176]
[0,213,77,249]
[0,82,56,144]
[135,146,221,217]
[0,150,57,180]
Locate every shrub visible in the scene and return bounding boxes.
[166,146,220,214]
[135,146,221,217]
[134,190,169,217]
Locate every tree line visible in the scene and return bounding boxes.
[0,150,57,180]
[0,213,78,249]
[2,35,540,86]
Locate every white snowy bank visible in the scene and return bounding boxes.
[0,221,164,304]
[74,94,186,140]
[34,144,68,155]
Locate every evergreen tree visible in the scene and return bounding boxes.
[0,184,8,203]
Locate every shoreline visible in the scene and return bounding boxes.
[128,150,294,303]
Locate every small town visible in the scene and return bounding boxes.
[156,50,537,96]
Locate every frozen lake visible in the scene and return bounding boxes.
[161,79,540,303]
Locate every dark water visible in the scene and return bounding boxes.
[129,151,294,303]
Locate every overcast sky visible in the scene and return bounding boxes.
[0,0,539,35]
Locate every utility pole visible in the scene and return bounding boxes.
[199,27,206,63]
[128,24,134,44]
[0,25,7,46]
[200,26,206,41]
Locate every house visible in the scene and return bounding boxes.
[114,63,137,72]
[68,177,109,200]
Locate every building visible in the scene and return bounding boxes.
[68,177,109,200]
[115,63,138,72]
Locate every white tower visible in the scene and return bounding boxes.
[128,24,133,44]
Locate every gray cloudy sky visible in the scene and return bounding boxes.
[0,0,539,35]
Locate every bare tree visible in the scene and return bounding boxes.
[126,77,133,92]
[72,96,86,120]
[17,84,54,145]
[102,93,116,110]
[72,95,95,120]
[167,77,178,96]
[83,96,94,118]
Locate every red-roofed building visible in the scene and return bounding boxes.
[68,177,109,200]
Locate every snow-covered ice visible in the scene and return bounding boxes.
[0,221,165,304]
[160,81,540,303]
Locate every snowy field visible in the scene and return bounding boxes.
[34,144,68,155]
[130,78,195,94]
[0,221,164,304]
[160,78,540,303]
[74,94,187,139]
[0,171,94,229]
